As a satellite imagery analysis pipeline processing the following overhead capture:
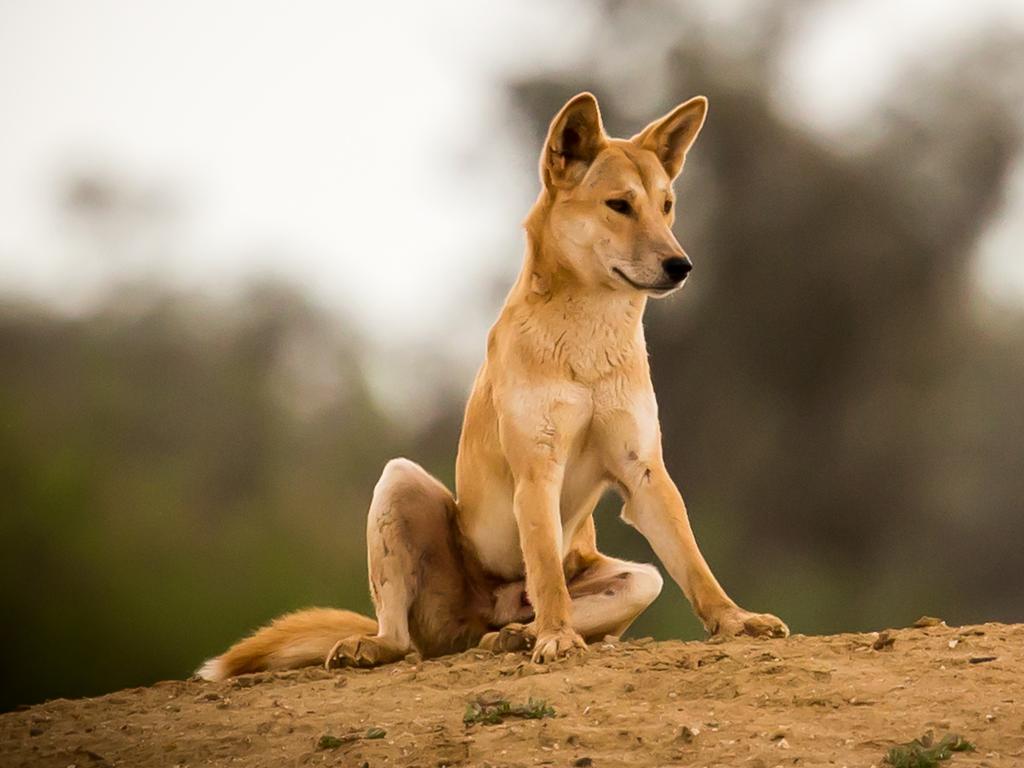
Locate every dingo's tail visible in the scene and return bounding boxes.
[196,607,377,681]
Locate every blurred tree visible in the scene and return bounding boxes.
[0,280,408,711]
[506,1,1024,637]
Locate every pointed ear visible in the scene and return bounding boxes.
[631,96,708,179]
[541,92,608,190]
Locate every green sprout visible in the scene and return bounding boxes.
[463,697,555,726]
[884,732,975,768]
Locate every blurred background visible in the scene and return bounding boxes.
[3,0,1024,711]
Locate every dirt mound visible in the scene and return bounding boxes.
[3,622,1022,767]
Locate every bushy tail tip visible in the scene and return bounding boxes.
[195,656,227,682]
[195,607,378,681]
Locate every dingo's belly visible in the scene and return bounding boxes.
[463,478,521,580]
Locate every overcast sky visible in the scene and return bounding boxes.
[2,0,1024,353]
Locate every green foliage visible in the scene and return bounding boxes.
[884,732,975,768]
[317,735,345,750]
[0,283,418,712]
[463,698,555,726]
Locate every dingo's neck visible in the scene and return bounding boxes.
[494,212,649,382]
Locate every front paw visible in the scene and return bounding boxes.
[531,626,586,663]
[709,607,789,639]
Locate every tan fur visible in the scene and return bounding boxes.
[198,608,376,680]
[197,92,787,680]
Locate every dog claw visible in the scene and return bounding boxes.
[325,639,344,670]
[710,608,789,639]
[530,627,587,664]
[325,635,406,669]
[479,622,536,654]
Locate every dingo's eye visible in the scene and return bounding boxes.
[606,199,632,215]
[663,200,673,214]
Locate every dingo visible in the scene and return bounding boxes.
[198,92,787,681]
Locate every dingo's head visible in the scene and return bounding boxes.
[532,92,707,298]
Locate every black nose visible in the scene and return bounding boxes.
[662,256,692,282]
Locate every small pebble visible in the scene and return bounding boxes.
[872,631,895,651]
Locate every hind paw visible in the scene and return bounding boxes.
[478,622,536,654]
[325,635,407,669]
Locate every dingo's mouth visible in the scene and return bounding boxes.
[612,267,682,296]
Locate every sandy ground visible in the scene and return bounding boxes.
[2,621,1022,767]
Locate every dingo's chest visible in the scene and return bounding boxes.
[459,378,658,581]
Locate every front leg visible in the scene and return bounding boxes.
[512,475,587,661]
[620,461,788,639]
[495,382,589,663]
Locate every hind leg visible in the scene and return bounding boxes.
[327,458,477,668]
[566,555,663,641]
[480,554,663,653]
